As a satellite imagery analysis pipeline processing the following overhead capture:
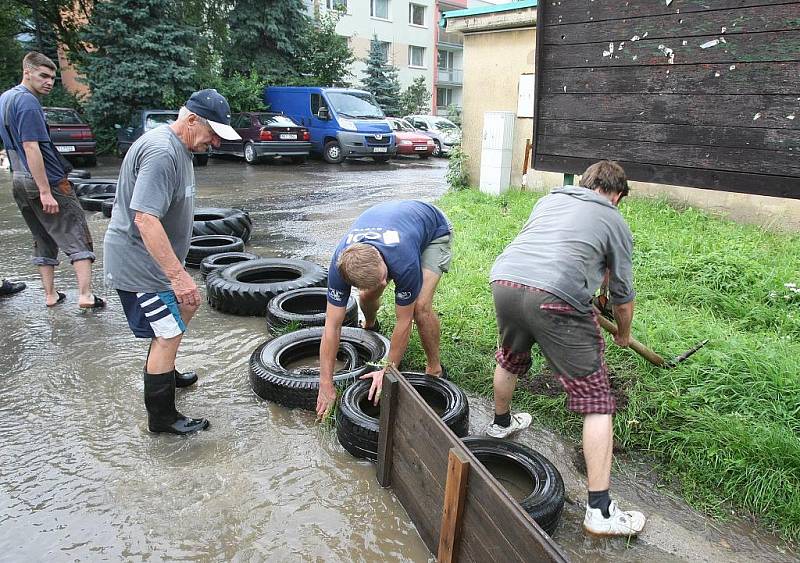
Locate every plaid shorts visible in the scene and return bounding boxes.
[493,280,615,414]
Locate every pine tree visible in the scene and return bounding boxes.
[399,76,431,116]
[225,0,309,82]
[76,0,196,150]
[361,35,401,116]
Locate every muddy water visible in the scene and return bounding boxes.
[1,156,797,562]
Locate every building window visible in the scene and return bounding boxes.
[438,49,454,70]
[409,45,426,68]
[377,41,391,63]
[436,87,453,107]
[371,0,389,19]
[409,3,425,26]
[326,0,347,9]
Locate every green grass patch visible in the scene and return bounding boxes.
[385,189,800,540]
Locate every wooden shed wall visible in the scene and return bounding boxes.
[532,0,800,198]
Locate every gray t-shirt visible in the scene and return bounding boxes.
[103,125,195,292]
[490,186,635,313]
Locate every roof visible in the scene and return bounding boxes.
[441,0,536,22]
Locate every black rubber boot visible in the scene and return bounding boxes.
[144,370,209,434]
[175,369,198,388]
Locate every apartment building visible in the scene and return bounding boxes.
[434,0,466,116]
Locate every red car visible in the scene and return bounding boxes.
[43,107,97,167]
[388,118,434,159]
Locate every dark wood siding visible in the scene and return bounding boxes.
[533,0,800,198]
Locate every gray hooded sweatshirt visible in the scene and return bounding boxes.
[490,186,635,313]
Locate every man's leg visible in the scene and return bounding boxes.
[358,285,385,329]
[72,258,95,307]
[583,413,613,491]
[493,364,517,415]
[414,268,443,376]
[39,264,60,306]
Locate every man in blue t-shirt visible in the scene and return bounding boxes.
[316,200,453,419]
[0,52,103,309]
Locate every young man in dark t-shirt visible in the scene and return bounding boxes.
[316,200,453,419]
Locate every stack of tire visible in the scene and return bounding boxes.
[74,178,118,217]
[186,208,253,269]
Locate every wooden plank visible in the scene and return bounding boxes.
[538,62,800,96]
[437,449,471,563]
[536,135,800,176]
[376,370,399,487]
[538,119,797,153]
[542,4,800,45]
[541,0,799,26]
[537,93,800,130]
[541,30,800,69]
[533,154,800,199]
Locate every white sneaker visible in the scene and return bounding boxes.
[485,412,533,438]
[583,500,646,537]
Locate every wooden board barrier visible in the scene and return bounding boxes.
[377,367,569,563]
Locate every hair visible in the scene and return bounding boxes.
[22,52,56,73]
[337,244,384,289]
[579,160,629,197]
[178,106,209,126]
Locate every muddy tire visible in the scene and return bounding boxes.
[323,140,345,164]
[193,207,253,243]
[266,287,358,331]
[337,373,470,461]
[199,251,259,279]
[461,437,565,535]
[186,235,244,268]
[249,327,391,411]
[68,169,91,179]
[206,258,327,316]
[101,198,115,218]
[79,192,116,212]
[74,182,116,198]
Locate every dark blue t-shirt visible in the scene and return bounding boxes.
[0,85,66,185]
[327,200,450,308]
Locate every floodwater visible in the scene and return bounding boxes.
[1,155,796,562]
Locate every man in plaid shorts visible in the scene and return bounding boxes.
[487,160,646,537]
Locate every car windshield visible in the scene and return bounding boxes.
[145,113,177,130]
[431,118,459,131]
[44,109,84,125]
[327,92,385,119]
[257,113,297,127]
[390,119,414,132]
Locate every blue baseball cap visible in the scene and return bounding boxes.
[185,88,241,140]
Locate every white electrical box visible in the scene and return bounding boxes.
[480,111,515,195]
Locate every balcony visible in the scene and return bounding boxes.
[437,68,463,85]
[438,29,464,47]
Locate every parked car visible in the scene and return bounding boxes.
[43,107,97,167]
[115,109,210,165]
[402,115,462,157]
[265,86,396,164]
[212,112,311,164]
[387,118,434,159]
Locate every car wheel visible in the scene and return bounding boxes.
[244,142,260,164]
[193,153,209,166]
[432,140,442,158]
[323,140,345,164]
[372,155,391,163]
[290,155,307,164]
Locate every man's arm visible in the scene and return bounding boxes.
[359,302,415,403]
[22,141,58,214]
[134,211,199,307]
[316,302,347,419]
[611,300,634,347]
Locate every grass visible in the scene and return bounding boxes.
[383,189,800,541]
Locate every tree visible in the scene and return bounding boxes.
[225,0,309,82]
[75,0,196,152]
[399,76,431,116]
[0,3,28,92]
[297,7,354,87]
[361,35,401,116]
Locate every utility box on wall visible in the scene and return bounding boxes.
[480,111,516,195]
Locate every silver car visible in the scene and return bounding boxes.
[402,115,462,157]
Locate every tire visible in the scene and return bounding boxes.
[372,155,391,163]
[193,153,209,166]
[206,258,327,316]
[199,251,258,279]
[101,198,115,218]
[432,140,442,158]
[193,207,253,243]
[337,372,470,461]
[79,192,117,212]
[74,182,116,198]
[68,169,91,179]
[249,327,391,410]
[185,235,244,268]
[461,437,565,535]
[323,140,345,164]
[290,155,307,164]
[244,142,260,164]
[266,287,358,331]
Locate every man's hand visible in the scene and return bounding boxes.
[39,192,59,214]
[171,270,200,307]
[359,368,386,405]
[316,379,337,420]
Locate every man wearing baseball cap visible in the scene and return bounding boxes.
[103,89,240,435]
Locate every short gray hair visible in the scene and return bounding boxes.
[178,106,209,126]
